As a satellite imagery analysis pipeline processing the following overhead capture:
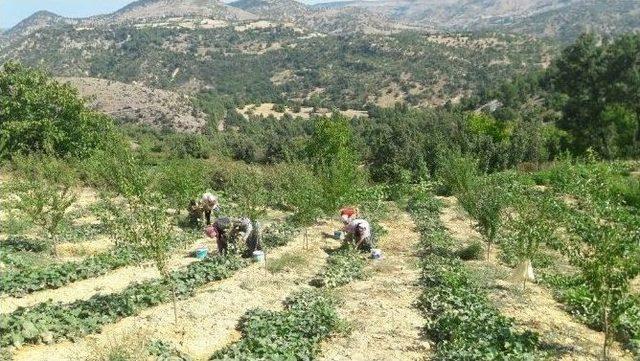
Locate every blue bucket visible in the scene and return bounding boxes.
[334,231,343,240]
[195,247,208,260]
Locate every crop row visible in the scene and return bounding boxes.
[209,238,368,359]
[0,247,141,297]
[1,223,298,350]
[407,194,545,360]
[210,289,343,360]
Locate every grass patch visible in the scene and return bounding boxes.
[266,252,308,273]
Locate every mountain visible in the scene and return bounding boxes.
[101,0,257,24]
[3,10,75,41]
[228,0,311,22]
[313,0,640,41]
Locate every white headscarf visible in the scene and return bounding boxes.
[201,192,219,211]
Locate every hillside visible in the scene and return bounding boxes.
[101,0,257,24]
[0,23,551,109]
[57,77,207,133]
[228,0,311,22]
[316,0,640,41]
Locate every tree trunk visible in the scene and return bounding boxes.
[171,281,178,325]
[603,304,610,360]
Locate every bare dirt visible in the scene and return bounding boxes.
[12,220,342,361]
[58,77,207,133]
[236,102,368,120]
[319,207,429,361]
[437,196,634,360]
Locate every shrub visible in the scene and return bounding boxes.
[0,61,114,158]
[455,241,483,260]
[435,149,478,196]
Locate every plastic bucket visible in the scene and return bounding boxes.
[252,250,265,262]
[195,247,208,260]
[334,231,343,240]
[371,249,383,260]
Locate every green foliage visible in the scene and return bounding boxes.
[315,246,366,288]
[307,115,363,211]
[455,241,484,261]
[81,137,149,199]
[408,193,544,360]
[10,154,78,255]
[0,256,245,348]
[0,247,138,297]
[0,61,114,158]
[458,177,506,258]
[210,289,343,360]
[566,206,640,357]
[435,149,478,196]
[154,159,210,210]
[552,33,640,158]
[147,340,192,361]
[465,112,512,143]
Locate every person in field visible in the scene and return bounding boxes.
[201,192,220,225]
[207,217,261,256]
[343,218,374,252]
[339,206,359,223]
[188,199,204,226]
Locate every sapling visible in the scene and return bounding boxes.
[458,177,505,260]
[101,195,180,324]
[568,205,640,359]
[12,154,77,257]
[503,198,554,290]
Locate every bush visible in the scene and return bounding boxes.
[0,61,114,158]
[435,149,478,196]
[455,241,483,260]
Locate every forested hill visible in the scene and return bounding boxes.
[0,23,551,109]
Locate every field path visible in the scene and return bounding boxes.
[12,220,341,361]
[319,207,429,361]
[437,196,634,361]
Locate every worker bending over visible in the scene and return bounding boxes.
[343,218,374,252]
[208,217,261,256]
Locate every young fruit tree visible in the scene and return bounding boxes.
[568,205,640,359]
[503,196,555,290]
[102,195,180,323]
[12,155,77,256]
[458,177,505,260]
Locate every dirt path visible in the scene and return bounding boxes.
[319,207,429,361]
[437,196,634,361]
[12,220,342,361]
[0,238,210,314]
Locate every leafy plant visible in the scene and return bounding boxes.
[10,154,78,256]
[210,289,343,360]
[566,207,640,358]
[458,177,506,260]
[408,192,545,360]
[314,246,366,288]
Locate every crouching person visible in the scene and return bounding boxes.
[208,217,262,256]
[238,218,263,257]
[344,218,374,252]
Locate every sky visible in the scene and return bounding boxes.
[0,0,331,29]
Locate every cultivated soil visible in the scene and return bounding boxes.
[319,206,429,361]
[437,196,634,361]
[11,220,342,361]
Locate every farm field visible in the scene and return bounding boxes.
[1,1,639,360]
